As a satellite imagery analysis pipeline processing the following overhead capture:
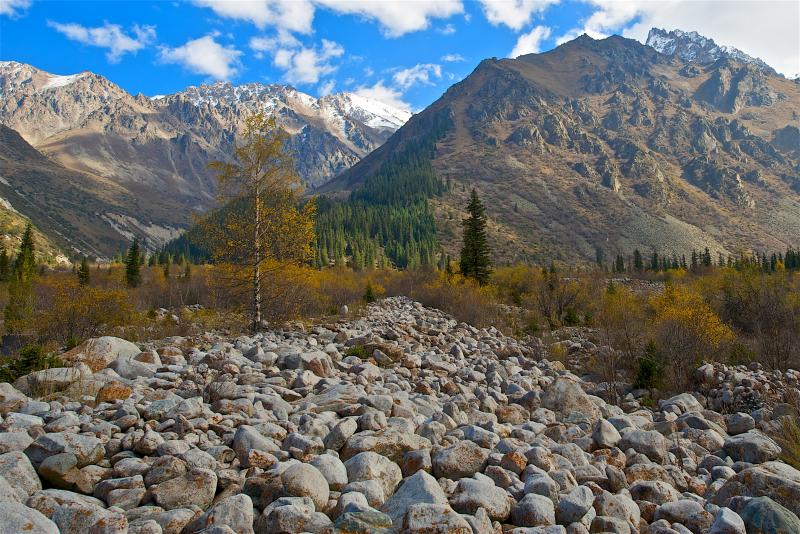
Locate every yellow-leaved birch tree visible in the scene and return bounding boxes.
[200,113,316,330]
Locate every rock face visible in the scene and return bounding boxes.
[1,296,799,534]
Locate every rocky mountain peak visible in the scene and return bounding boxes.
[646,28,777,75]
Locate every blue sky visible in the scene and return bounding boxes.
[2,1,798,111]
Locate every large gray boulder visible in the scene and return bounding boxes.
[24,432,104,468]
[431,440,489,480]
[402,503,472,533]
[0,451,42,499]
[380,470,448,531]
[722,431,781,464]
[713,461,800,517]
[184,494,255,534]
[345,451,402,498]
[450,477,513,522]
[60,336,140,372]
[150,468,217,510]
[618,428,668,463]
[738,496,800,534]
[541,377,601,421]
[0,501,59,533]
[281,463,330,511]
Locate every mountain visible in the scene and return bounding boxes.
[646,28,777,75]
[323,33,800,264]
[0,124,179,258]
[0,61,409,256]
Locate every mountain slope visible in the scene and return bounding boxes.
[0,61,409,255]
[0,124,182,258]
[325,33,800,263]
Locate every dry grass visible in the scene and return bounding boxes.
[776,416,800,470]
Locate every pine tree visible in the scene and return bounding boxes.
[615,254,625,273]
[0,245,9,282]
[125,238,142,288]
[14,224,36,280]
[459,189,492,285]
[702,247,712,267]
[633,249,643,271]
[5,225,37,333]
[77,257,90,286]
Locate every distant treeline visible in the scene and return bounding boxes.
[609,247,800,273]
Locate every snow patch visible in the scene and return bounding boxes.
[43,72,87,90]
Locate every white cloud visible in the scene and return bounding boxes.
[354,80,410,111]
[438,23,457,35]
[441,53,465,62]
[283,39,344,84]
[392,63,442,90]
[194,0,463,38]
[558,0,799,76]
[160,35,242,79]
[510,25,552,57]
[252,35,345,85]
[249,30,300,52]
[192,0,314,33]
[479,0,560,31]
[48,21,156,62]
[317,0,463,37]
[0,0,31,17]
[318,79,336,95]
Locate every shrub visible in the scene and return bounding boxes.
[776,416,800,470]
[363,282,376,303]
[633,341,664,391]
[650,284,734,390]
[29,277,133,347]
[563,308,580,326]
[0,344,63,382]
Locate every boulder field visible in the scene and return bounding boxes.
[1,296,799,533]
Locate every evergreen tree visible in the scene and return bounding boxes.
[633,249,643,271]
[14,224,36,280]
[125,238,142,288]
[459,189,492,285]
[615,254,625,273]
[650,252,658,271]
[5,225,37,333]
[0,245,9,282]
[595,246,604,267]
[702,247,712,267]
[77,257,90,286]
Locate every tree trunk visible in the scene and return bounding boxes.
[253,191,262,331]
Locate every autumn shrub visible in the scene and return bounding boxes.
[29,276,134,347]
[650,284,734,390]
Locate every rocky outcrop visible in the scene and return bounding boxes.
[0,297,798,533]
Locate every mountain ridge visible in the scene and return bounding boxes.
[323,32,800,264]
[0,60,410,257]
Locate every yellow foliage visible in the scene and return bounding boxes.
[650,284,734,384]
[30,276,133,346]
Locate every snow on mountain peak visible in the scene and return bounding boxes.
[42,72,87,90]
[646,28,776,75]
[167,81,410,132]
[0,61,89,94]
